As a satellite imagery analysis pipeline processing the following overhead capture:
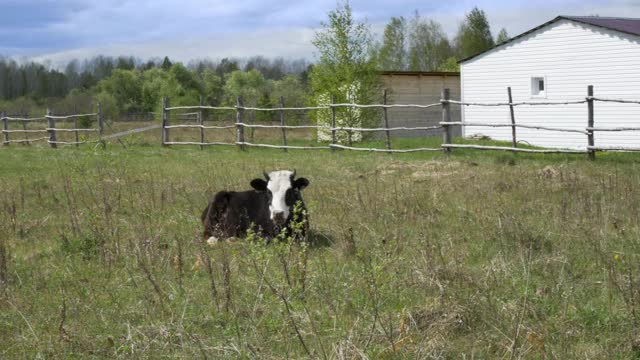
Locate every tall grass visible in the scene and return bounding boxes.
[1,144,640,358]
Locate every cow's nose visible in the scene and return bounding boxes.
[273,212,286,224]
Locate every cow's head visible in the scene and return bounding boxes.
[250,170,309,225]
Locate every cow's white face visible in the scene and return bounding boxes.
[266,170,295,224]
[250,170,309,225]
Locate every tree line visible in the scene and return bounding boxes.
[0,55,311,118]
[0,4,504,119]
[374,8,508,72]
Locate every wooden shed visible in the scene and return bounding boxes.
[380,71,461,138]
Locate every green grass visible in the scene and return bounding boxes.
[1,140,640,358]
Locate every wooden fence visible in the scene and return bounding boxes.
[160,85,640,159]
[4,85,640,159]
[1,104,104,148]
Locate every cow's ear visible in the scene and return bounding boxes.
[293,177,309,191]
[250,179,268,191]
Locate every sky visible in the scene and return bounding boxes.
[2,0,640,67]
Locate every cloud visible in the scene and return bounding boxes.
[30,27,317,66]
[5,0,640,65]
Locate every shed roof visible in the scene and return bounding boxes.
[459,16,640,64]
[380,71,459,77]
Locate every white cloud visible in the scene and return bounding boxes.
[31,27,317,66]
[15,0,640,66]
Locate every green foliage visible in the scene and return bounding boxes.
[223,69,273,106]
[216,58,240,78]
[95,91,118,120]
[377,16,407,71]
[97,69,143,113]
[200,69,224,105]
[58,233,102,259]
[272,75,306,107]
[77,115,93,129]
[310,1,381,142]
[141,68,168,113]
[496,28,510,44]
[0,96,40,115]
[408,13,453,71]
[170,63,202,94]
[161,56,173,71]
[164,63,202,107]
[256,92,274,122]
[116,56,136,70]
[438,57,460,72]
[455,7,496,59]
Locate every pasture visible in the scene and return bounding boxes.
[1,143,640,358]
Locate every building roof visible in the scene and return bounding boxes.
[565,16,640,37]
[459,16,640,64]
[379,71,459,77]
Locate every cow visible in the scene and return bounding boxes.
[201,170,310,244]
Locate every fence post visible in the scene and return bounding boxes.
[587,85,595,160]
[73,105,79,147]
[163,97,171,147]
[236,96,245,150]
[161,97,167,146]
[383,89,391,150]
[2,111,8,146]
[199,96,205,150]
[508,87,517,149]
[47,109,57,149]
[22,112,28,145]
[441,88,451,153]
[331,94,337,151]
[97,102,105,148]
[280,96,287,152]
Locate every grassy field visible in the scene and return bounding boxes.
[1,141,640,358]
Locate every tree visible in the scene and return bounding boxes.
[256,92,274,122]
[273,75,306,107]
[454,7,495,59]
[161,56,173,71]
[141,68,169,112]
[216,58,240,78]
[438,57,460,72]
[408,13,452,71]
[377,17,407,71]
[170,63,202,94]
[97,69,142,113]
[78,71,96,90]
[64,60,80,90]
[200,69,224,105]
[223,69,272,106]
[310,0,381,144]
[496,28,510,44]
[116,56,135,70]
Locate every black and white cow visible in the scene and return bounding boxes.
[201,170,310,243]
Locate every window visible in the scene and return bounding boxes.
[531,76,546,97]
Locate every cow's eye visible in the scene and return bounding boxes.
[285,189,295,206]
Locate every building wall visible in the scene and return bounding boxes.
[461,19,640,149]
[381,73,461,138]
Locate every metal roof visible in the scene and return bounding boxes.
[459,16,640,64]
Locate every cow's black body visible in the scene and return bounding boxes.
[201,171,309,241]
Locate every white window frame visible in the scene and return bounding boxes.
[531,76,547,98]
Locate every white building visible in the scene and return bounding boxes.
[460,16,640,149]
